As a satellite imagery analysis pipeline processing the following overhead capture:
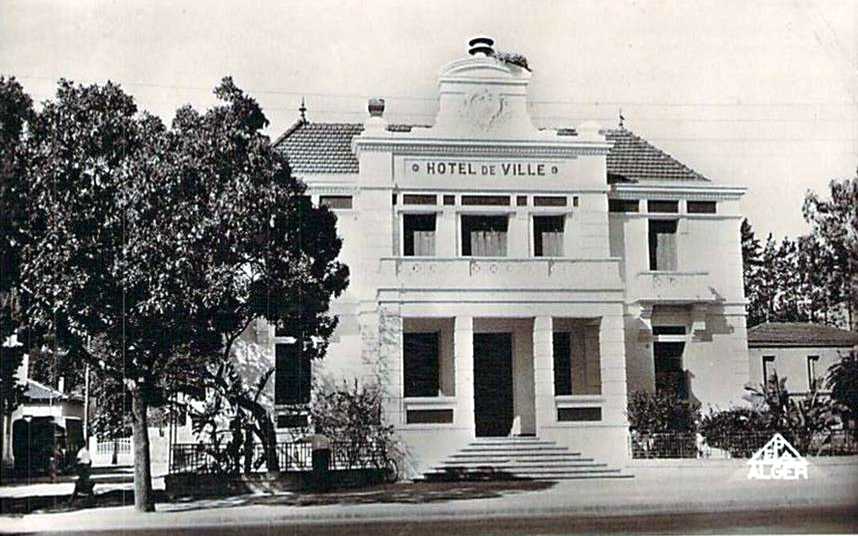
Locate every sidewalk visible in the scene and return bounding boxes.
[2,457,857,534]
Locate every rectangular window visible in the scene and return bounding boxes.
[608,199,639,213]
[403,194,437,205]
[534,196,567,207]
[461,195,510,206]
[762,355,777,384]
[557,407,601,422]
[275,343,311,405]
[553,325,602,396]
[406,409,453,424]
[319,195,353,210]
[403,213,436,256]
[516,195,528,206]
[654,341,686,399]
[403,332,440,397]
[443,195,456,206]
[553,332,572,396]
[461,215,508,257]
[648,200,679,213]
[687,201,717,214]
[652,326,686,336]
[533,215,565,257]
[276,413,309,429]
[807,355,819,392]
[648,220,678,271]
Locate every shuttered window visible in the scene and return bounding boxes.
[403,194,437,205]
[403,214,436,256]
[404,333,440,397]
[534,216,564,257]
[648,220,678,271]
[648,200,679,213]
[461,215,508,257]
[319,195,353,210]
[609,199,640,213]
[687,201,717,214]
[275,343,311,405]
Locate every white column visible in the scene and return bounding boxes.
[533,316,555,433]
[454,316,475,433]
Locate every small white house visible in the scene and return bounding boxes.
[2,379,85,474]
[748,322,858,393]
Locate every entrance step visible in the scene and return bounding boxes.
[419,436,631,482]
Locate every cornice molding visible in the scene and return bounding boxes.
[306,184,360,195]
[610,183,746,200]
[352,137,612,158]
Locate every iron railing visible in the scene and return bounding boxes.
[630,430,858,459]
[169,440,388,475]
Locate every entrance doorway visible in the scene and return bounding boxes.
[473,333,514,437]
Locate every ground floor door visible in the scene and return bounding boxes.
[473,333,514,437]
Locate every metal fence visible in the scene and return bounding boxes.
[169,440,388,475]
[630,430,858,459]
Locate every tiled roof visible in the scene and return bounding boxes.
[23,379,66,401]
[748,322,858,348]
[274,121,709,182]
[603,128,709,183]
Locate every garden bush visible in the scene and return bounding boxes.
[310,378,399,478]
[627,389,699,433]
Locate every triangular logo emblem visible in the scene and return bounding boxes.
[747,433,808,480]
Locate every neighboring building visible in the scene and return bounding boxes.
[2,379,84,475]
[748,322,858,394]
[269,37,749,475]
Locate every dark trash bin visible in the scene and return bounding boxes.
[309,435,331,492]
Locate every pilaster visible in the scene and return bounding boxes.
[454,316,475,432]
[533,315,555,432]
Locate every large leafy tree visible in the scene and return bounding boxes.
[22,78,348,511]
[803,174,858,330]
[743,221,844,326]
[0,76,34,473]
[826,351,858,426]
[741,219,766,327]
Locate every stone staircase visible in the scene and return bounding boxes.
[420,436,632,482]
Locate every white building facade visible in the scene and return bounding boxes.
[273,39,749,475]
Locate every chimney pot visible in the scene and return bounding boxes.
[368,97,385,118]
[468,36,495,57]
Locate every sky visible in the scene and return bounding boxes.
[1,0,855,241]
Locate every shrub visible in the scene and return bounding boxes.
[700,373,841,456]
[827,351,858,424]
[626,390,699,433]
[310,379,398,477]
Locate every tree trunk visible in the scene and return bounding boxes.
[263,415,279,476]
[131,388,155,512]
[233,395,279,475]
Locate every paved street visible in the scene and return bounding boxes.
[1,458,857,534]
[15,505,857,535]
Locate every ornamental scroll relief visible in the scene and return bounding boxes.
[459,88,511,131]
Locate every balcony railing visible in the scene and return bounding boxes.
[631,271,714,303]
[379,257,623,291]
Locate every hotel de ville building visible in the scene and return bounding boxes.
[266,38,749,478]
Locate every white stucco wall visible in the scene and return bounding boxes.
[748,345,853,393]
